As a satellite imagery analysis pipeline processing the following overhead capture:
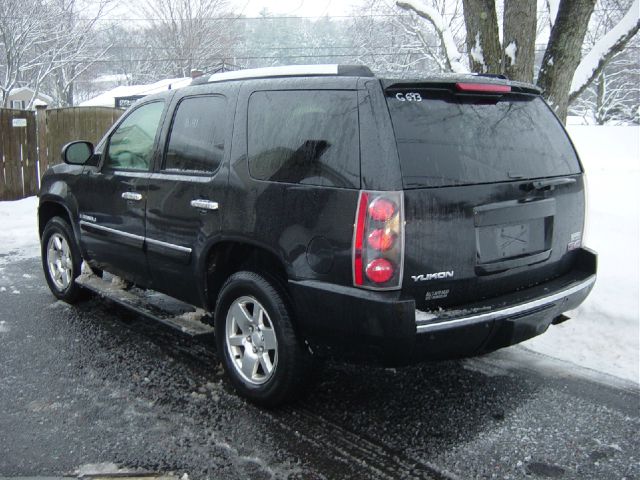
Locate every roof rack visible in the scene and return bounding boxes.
[205,64,374,83]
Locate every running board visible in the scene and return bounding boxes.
[76,273,215,338]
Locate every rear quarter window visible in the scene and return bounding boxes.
[247,90,360,189]
[386,90,581,188]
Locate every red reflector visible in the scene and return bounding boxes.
[366,258,394,283]
[455,82,511,93]
[368,197,396,222]
[353,192,369,286]
[367,229,396,251]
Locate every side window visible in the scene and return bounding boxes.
[164,95,226,173]
[248,90,360,189]
[105,101,164,171]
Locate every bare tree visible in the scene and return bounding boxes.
[135,0,235,78]
[0,0,43,106]
[461,0,501,73]
[396,0,639,122]
[47,0,114,106]
[502,0,536,82]
[536,0,598,119]
[573,64,640,124]
[568,0,640,102]
[394,0,467,73]
[570,0,640,124]
[0,0,114,107]
[99,25,157,86]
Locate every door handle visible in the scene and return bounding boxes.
[122,191,143,201]
[190,199,219,211]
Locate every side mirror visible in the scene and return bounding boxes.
[62,141,94,165]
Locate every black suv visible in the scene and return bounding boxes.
[39,65,597,406]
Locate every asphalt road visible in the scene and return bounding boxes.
[0,258,638,479]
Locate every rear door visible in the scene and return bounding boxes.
[144,89,234,305]
[77,100,166,285]
[383,83,585,309]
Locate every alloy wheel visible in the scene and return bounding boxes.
[47,233,73,291]
[225,295,278,385]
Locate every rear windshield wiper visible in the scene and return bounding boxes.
[521,177,576,191]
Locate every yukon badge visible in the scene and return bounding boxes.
[412,271,454,282]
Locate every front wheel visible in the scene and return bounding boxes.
[215,271,312,407]
[41,216,83,303]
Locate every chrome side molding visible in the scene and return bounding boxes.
[79,221,192,254]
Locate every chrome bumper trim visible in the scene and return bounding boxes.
[416,275,596,333]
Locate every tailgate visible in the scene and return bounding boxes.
[403,179,585,309]
[383,81,585,309]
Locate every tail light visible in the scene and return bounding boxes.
[353,190,404,290]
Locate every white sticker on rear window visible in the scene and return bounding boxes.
[395,92,422,102]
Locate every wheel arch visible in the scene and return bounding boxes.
[38,197,76,238]
[200,240,290,313]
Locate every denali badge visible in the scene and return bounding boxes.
[79,213,96,222]
[425,289,450,300]
[412,271,454,282]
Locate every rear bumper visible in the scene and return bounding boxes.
[288,248,597,364]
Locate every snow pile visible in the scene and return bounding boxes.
[523,125,640,384]
[470,32,486,71]
[504,41,517,67]
[0,196,39,264]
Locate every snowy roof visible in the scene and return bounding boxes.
[8,87,53,103]
[79,77,192,107]
[92,74,130,84]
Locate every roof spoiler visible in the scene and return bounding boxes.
[382,77,541,96]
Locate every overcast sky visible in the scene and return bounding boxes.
[99,0,363,22]
[232,0,360,17]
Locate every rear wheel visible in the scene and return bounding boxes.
[215,271,312,407]
[41,217,83,303]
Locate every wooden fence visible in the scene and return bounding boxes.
[0,109,38,201]
[0,106,123,201]
[40,107,123,174]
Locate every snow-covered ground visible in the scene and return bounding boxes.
[0,195,39,266]
[0,125,638,383]
[523,125,639,384]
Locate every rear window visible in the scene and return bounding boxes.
[386,89,581,188]
[248,90,360,189]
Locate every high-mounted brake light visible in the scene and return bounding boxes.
[353,191,404,290]
[455,82,511,93]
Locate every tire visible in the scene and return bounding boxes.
[41,216,83,303]
[215,271,313,407]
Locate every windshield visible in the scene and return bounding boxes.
[386,90,582,188]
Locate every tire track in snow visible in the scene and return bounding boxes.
[263,406,460,480]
